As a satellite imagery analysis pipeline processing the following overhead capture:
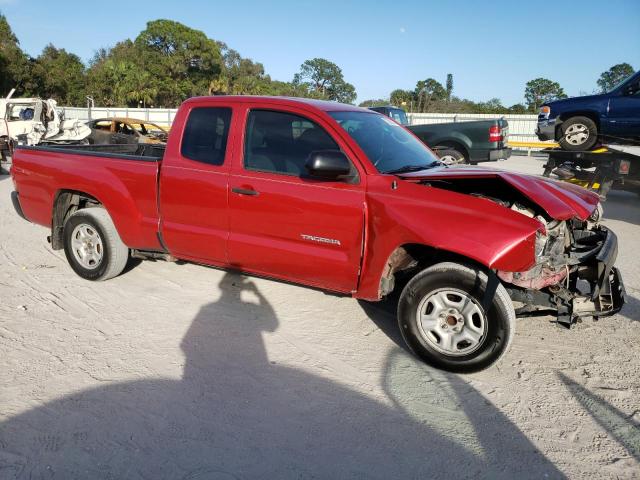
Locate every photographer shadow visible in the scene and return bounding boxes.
[0,273,562,479]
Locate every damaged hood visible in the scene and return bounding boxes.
[399,166,600,221]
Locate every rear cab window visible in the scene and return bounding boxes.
[181,107,232,166]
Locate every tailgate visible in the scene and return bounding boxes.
[498,118,509,145]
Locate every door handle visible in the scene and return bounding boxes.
[232,187,260,196]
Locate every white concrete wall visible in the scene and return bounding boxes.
[61,106,177,127]
[60,107,549,151]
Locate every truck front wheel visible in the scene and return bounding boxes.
[398,262,515,373]
[558,116,598,151]
[63,208,129,281]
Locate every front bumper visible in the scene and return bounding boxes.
[488,147,512,161]
[587,228,625,317]
[535,119,557,141]
[507,226,625,326]
[471,147,512,163]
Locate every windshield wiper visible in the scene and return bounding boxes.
[384,162,439,175]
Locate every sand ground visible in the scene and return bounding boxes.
[0,155,638,479]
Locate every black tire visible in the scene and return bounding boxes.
[558,116,598,151]
[398,262,515,373]
[63,208,129,281]
[437,147,467,165]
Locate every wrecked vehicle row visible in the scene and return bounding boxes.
[87,118,168,145]
[1,93,169,165]
[10,96,625,373]
[0,95,91,161]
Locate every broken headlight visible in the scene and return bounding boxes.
[535,231,548,258]
[589,202,603,223]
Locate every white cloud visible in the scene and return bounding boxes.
[399,27,406,33]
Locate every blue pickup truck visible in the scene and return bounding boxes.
[537,70,640,151]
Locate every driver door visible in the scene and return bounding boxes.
[607,87,640,140]
[228,106,366,293]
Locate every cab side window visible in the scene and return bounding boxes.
[181,107,232,166]
[244,110,339,176]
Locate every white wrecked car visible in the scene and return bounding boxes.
[0,97,91,162]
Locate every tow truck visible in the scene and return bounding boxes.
[542,144,640,199]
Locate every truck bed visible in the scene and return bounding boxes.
[20,142,166,161]
[12,144,163,250]
[407,118,510,163]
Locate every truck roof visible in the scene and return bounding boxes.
[182,95,368,113]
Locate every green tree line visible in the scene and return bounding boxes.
[362,62,634,114]
[0,15,356,107]
[0,12,634,112]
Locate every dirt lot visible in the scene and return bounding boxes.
[0,155,638,479]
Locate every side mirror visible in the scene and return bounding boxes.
[305,150,351,179]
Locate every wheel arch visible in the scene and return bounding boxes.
[433,139,470,161]
[51,189,104,250]
[375,243,491,299]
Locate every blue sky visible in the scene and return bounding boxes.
[1,0,639,105]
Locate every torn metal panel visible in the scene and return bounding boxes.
[87,117,168,145]
[0,97,91,153]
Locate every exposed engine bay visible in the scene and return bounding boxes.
[423,176,625,327]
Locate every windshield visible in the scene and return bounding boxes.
[329,111,441,174]
[387,108,408,126]
[608,71,638,93]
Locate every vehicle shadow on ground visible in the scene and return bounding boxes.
[603,190,640,226]
[0,273,563,479]
[558,372,640,462]
[620,292,640,322]
[361,297,563,476]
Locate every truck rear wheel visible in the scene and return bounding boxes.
[558,116,598,151]
[397,262,515,373]
[63,208,129,281]
[437,148,467,165]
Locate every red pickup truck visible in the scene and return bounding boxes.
[10,96,625,372]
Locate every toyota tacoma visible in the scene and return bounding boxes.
[10,96,625,372]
